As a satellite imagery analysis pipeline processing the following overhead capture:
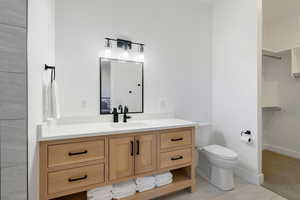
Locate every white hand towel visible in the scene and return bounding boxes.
[51,80,60,119]
[42,71,50,121]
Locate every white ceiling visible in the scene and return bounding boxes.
[263,0,300,23]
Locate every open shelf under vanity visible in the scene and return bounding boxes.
[117,168,192,200]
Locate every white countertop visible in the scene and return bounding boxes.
[38,118,203,141]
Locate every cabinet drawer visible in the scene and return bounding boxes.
[48,164,105,194]
[160,129,192,149]
[48,140,105,168]
[159,149,192,169]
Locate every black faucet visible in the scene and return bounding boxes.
[123,106,131,123]
[118,105,123,114]
[112,108,119,123]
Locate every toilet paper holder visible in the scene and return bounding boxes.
[241,130,252,143]
[241,130,251,136]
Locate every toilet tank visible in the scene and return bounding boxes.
[195,123,213,148]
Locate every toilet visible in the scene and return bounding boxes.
[201,145,238,191]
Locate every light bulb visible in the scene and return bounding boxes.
[138,44,145,62]
[138,53,144,62]
[122,50,129,59]
[104,48,111,57]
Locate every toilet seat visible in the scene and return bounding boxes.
[203,145,238,160]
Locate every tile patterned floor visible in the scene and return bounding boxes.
[263,150,300,200]
[156,176,286,200]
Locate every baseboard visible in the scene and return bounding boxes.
[263,144,300,159]
[197,166,264,185]
[196,167,209,181]
[234,166,264,185]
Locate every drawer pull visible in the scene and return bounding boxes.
[171,156,183,161]
[171,138,183,142]
[68,150,88,156]
[136,140,140,155]
[68,175,88,182]
[131,141,134,156]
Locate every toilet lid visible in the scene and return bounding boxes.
[203,145,238,160]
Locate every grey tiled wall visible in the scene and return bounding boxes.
[0,0,27,200]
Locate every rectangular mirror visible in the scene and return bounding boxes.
[100,58,144,114]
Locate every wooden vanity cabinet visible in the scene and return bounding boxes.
[109,133,157,181]
[40,127,196,200]
[109,136,135,181]
[134,134,157,175]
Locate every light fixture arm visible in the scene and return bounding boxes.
[104,37,145,50]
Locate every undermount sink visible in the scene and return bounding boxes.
[110,122,147,128]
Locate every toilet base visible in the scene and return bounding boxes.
[210,165,234,191]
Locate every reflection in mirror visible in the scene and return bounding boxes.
[100,58,144,114]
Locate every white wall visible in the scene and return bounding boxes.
[28,1,212,199]
[55,0,212,122]
[28,0,55,199]
[263,0,300,52]
[263,16,300,52]
[263,51,300,159]
[211,0,262,184]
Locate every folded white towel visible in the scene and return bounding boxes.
[112,180,136,195]
[113,190,136,199]
[155,177,172,183]
[156,178,173,187]
[87,193,112,200]
[137,183,155,192]
[88,191,112,198]
[88,185,113,195]
[135,176,155,185]
[137,182,155,188]
[113,188,136,196]
[154,172,173,180]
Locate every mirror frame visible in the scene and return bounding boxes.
[99,57,144,115]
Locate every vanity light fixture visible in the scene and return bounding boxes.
[104,37,145,61]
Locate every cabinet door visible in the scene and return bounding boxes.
[109,136,134,181]
[135,134,157,175]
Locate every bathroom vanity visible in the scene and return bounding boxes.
[39,119,198,200]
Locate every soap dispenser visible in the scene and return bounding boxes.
[112,108,119,123]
